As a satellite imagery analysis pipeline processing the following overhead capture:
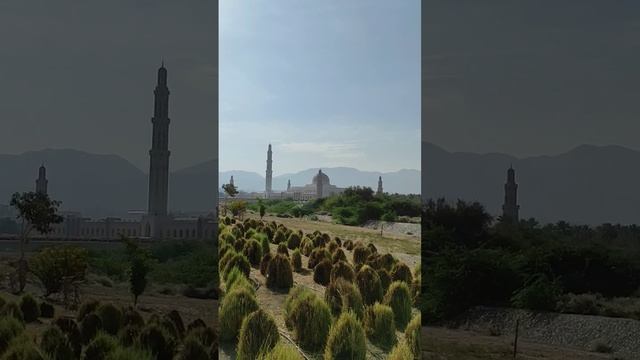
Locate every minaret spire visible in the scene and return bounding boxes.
[265,144,273,198]
[377,176,383,196]
[502,166,519,223]
[36,164,48,195]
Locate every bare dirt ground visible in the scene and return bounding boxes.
[422,326,617,360]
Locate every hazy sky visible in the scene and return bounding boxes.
[220,0,420,174]
[423,0,640,157]
[0,0,216,171]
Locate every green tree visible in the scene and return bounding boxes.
[123,237,150,306]
[258,199,266,220]
[228,200,248,220]
[30,245,88,296]
[10,191,63,293]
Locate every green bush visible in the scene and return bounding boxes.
[0,317,24,354]
[377,253,396,271]
[96,304,123,336]
[186,326,217,348]
[258,234,271,256]
[266,254,294,290]
[1,301,24,323]
[234,237,247,253]
[344,240,354,250]
[272,229,287,244]
[219,288,259,342]
[300,238,314,256]
[286,291,332,351]
[384,281,413,330]
[331,248,347,264]
[242,239,263,267]
[237,309,279,360]
[256,342,303,360]
[364,303,397,350]
[260,253,273,276]
[283,287,315,330]
[327,241,339,254]
[324,279,364,319]
[352,245,371,266]
[105,346,153,360]
[2,335,45,360]
[166,310,185,339]
[176,335,209,360]
[511,274,562,312]
[223,253,251,281]
[53,317,81,356]
[19,294,40,323]
[367,243,377,254]
[219,250,237,273]
[276,243,289,257]
[287,233,301,250]
[387,340,413,360]
[356,265,383,305]
[30,245,88,296]
[330,261,355,283]
[225,267,254,294]
[40,325,74,360]
[291,249,302,272]
[308,248,331,270]
[77,300,100,322]
[117,325,140,347]
[137,324,176,360]
[80,313,103,344]
[313,259,332,286]
[391,262,413,285]
[323,312,366,360]
[377,268,392,293]
[186,319,206,332]
[39,302,55,319]
[83,332,118,360]
[405,314,421,358]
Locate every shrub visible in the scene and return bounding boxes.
[84,332,118,360]
[352,246,371,266]
[331,248,347,264]
[387,340,413,360]
[377,253,396,271]
[117,325,140,347]
[242,239,263,267]
[344,240,354,250]
[391,262,413,285]
[356,265,383,305]
[219,250,237,273]
[286,292,332,351]
[256,342,303,360]
[96,304,123,336]
[166,310,185,339]
[377,268,392,293]
[19,294,40,322]
[237,309,279,360]
[137,324,176,360]
[77,300,100,322]
[287,233,302,250]
[122,307,144,328]
[291,249,302,272]
[0,317,24,354]
[177,335,209,360]
[41,325,74,360]
[234,237,246,253]
[405,314,421,358]
[276,243,289,257]
[186,326,217,348]
[557,293,601,315]
[313,259,332,286]
[225,267,254,294]
[272,229,287,244]
[308,248,331,270]
[260,253,273,276]
[283,287,315,330]
[105,346,153,360]
[223,253,251,281]
[323,312,366,360]
[384,281,413,330]
[30,245,88,296]
[324,279,364,319]
[364,303,397,350]
[330,261,355,283]
[266,254,294,290]
[327,241,339,253]
[219,288,259,342]
[39,302,55,319]
[511,274,562,312]
[411,274,421,306]
[258,235,271,256]
[186,319,206,332]
[2,335,45,360]
[80,313,103,344]
[367,243,377,254]
[1,301,24,323]
[53,317,81,355]
[300,238,314,256]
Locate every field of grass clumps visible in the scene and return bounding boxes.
[218,215,421,359]
[0,294,217,360]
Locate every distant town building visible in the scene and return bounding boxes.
[35,164,48,195]
[502,165,520,222]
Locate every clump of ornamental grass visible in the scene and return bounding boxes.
[378,253,396,271]
[96,303,123,336]
[256,234,271,256]
[19,294,40,323]
[387,340,413,360]
[219,288,259,343]
[107,346,154,360]
[363,303,397,350]
[272,229,287,244]
[356,265,383,306]
[186,326,217,348]
[122,307,144,328]
[223,253,251,281]
[367,243,377,254]
[327,241,339,254]
[1,301,24,323]
[291,249,302,272]
[219,250,237,275]
[242,239,263,267]
[166,310,185,339]
[0,317,24,354]
[137,323,176,360]
[313,259,332,286]
[352,245,371,266]
[323,312,366,360]
[284,291,332,351]
[84,331,118,360]
[324,279,364,319]
[234,237,246,253]
[276,243,289,257]
[308,248,331,270]
[225,267,254,294]
[117,324,141,347]
[266,254,294,290]
[330,260,355,283]
[343,240,354,250]
[405,314,421,358]
[391,262,413,285]
[236,309,280,360]
[2,334,45,360]
[177,334,209,360]
[256,342,303,360]
[377,268,392,293]
[300,237,314,256]
[41,325,75,359]
[333,237,342,247]
[384,281,413,331]
[283,287,315,330]
[260,253,273,276]
[331,248,347,264]
[80,312,103,344]
[39,302,55,319]
[287,233,302,250]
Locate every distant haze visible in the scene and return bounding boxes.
[0,1,217,171]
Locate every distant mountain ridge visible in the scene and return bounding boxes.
[422,142,640,225]
[218,167,420,195]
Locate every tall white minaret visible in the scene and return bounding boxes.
[148,63,171,219]
[287,179,291,191]
[265,144,273,198]
[502,165,519,222]
[36,164,48,195]
[230,175,235,187]
[376,176,383,195]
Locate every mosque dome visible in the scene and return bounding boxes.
[312,170,330,185]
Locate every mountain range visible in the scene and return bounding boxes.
[423,142,640,225]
